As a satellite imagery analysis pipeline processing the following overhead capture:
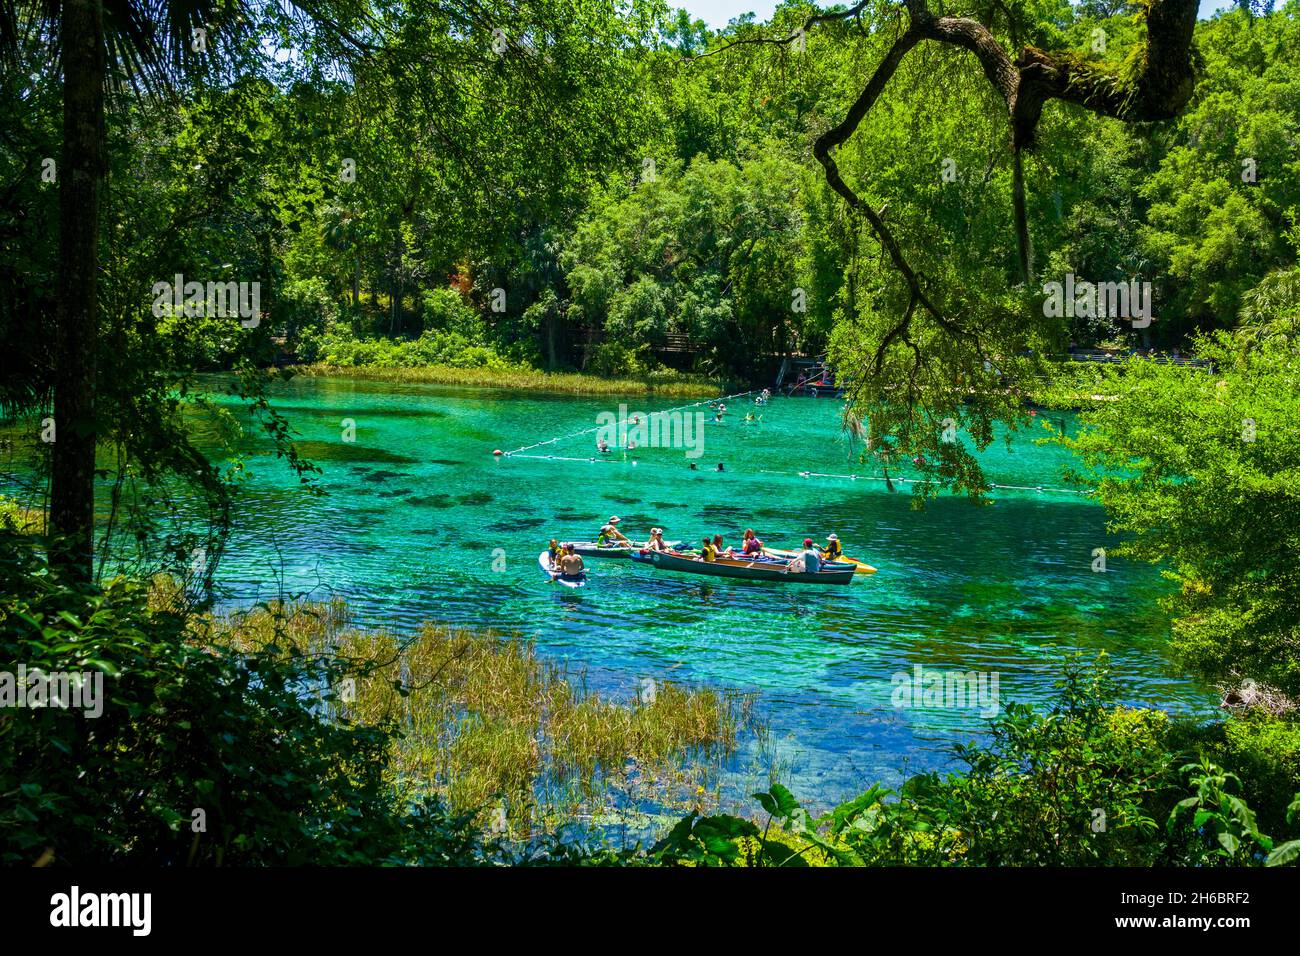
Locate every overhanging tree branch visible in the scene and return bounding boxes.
[806,0,1200,298]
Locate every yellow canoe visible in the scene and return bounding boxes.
[762,547,877,574]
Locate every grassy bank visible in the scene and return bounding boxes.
[295,362,725,398]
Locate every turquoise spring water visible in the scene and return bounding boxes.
[177,374,1218,810]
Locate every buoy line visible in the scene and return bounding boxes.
[780,470,1090,495]
[493,389,757,458]
[501,453,1089,496]
[494,392,1089,496]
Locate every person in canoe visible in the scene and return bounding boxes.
[788,538,823,573]
[711,533,733,558]
[740,528,764,556]
[557,543,587,583]
[597,516,630,546]
[646,528,671,552]
[822,533,845,562]
[698,536,718,562]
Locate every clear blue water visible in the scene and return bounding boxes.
[183,376,1218,809]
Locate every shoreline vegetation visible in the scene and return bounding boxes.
[293,362,724,399]
[295,357,1126,408]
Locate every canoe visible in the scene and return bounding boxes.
[763,547,876,574]
[630,549,855,585]
[566,540,681,559]
[538,551,586,588]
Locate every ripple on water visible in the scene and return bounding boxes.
[178,377,1218,810]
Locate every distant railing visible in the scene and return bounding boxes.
[656,332,700,353]
[1050,349,1208,368]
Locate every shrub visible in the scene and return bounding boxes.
[651,656,1300,868]
[0,530,495,866]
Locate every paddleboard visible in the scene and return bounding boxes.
[539,550,586,588]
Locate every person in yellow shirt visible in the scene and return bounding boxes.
[698,536,718,562]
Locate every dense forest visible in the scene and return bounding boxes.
[7,2,1297,379]
[2,0,1299,872]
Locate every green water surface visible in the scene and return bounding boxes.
[175,375,1218,809]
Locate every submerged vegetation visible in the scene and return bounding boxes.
[3,531,749,864]
[202,595,753,840]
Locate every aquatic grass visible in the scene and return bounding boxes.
[296,362,722,398]
[0,495,45,534]
[197,597,754,842]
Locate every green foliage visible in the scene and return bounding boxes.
[560,152,815,376]
[0,530,496,865]
[1168,757,1274,864]
[648,656,1300,868]
[651,812,762,866]
[1165,710,1300,834]
[315,327,512,371]
[1057,324,1300,698]
[1137,10,1300,334]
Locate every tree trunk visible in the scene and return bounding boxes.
[1011,147,1033,285]
[50,0,105,581]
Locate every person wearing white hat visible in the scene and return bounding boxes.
[646,528,670,552]
[822,533,844,561]
[597,515,629,546]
